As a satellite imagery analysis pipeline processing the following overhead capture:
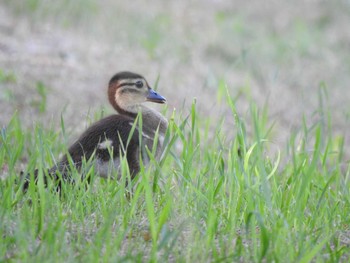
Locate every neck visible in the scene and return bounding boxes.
[140,105,168,135]
[113,101,136,118]
[122,104,168,135]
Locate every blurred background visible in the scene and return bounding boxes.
[1,0,350,149]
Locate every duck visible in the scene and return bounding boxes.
[22,71,168,190]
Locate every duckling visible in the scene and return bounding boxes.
[23,71,168,190]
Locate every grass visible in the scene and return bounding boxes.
[1,1,349,261]
[0,84,349,262]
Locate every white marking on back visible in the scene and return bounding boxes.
[98,139,113,149]
[128,122,153,140]
[142,132,152,140]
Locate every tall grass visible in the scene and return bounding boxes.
[0,87,349,262]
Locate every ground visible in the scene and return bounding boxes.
[1,1,350,261]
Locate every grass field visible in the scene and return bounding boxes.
[1,1,350,262]
[1,88,349,262]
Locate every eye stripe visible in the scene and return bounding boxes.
[118,82,137,88]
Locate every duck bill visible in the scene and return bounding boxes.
[147,89,166,104]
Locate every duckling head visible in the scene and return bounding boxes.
[108,71,166,114]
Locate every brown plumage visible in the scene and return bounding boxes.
[22,71,168,191]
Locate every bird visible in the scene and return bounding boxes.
[22,71,168,190]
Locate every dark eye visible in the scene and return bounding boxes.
[135,81,143,88]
